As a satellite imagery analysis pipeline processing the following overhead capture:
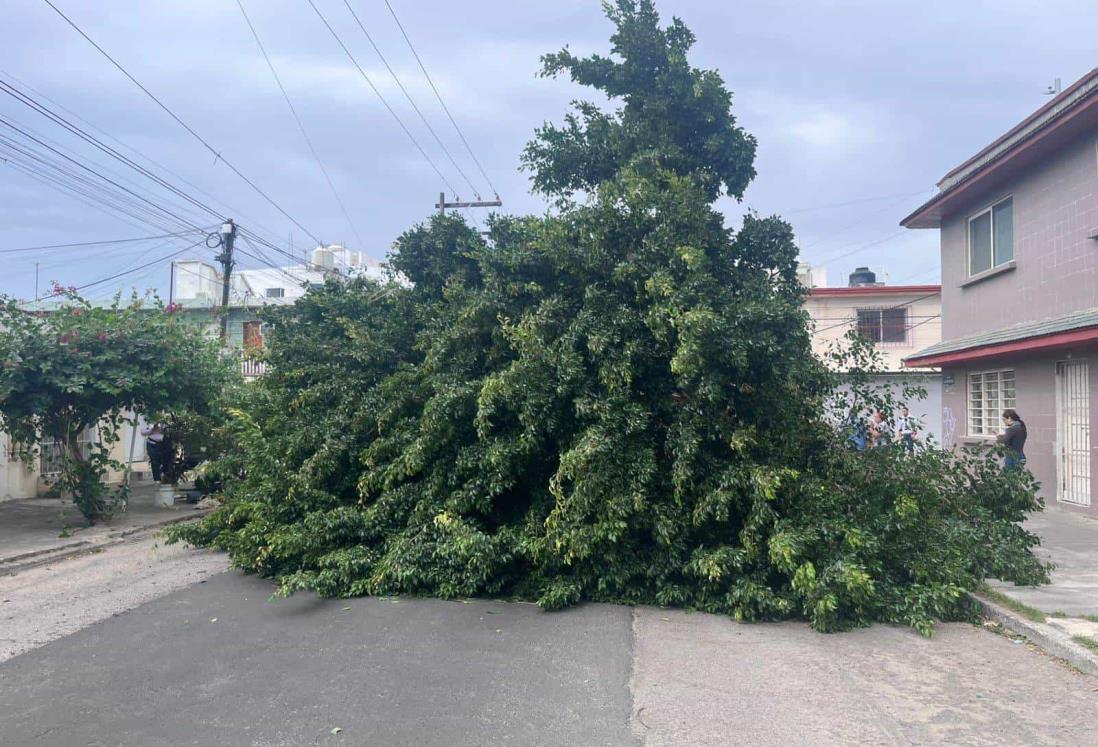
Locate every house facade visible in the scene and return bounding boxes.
[804,268,943,441]
[903,68,1098,515]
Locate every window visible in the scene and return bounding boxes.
[856,307,908,345]
[968,370,1016,436]
[265,287,285,298]
[968,197,1013,275]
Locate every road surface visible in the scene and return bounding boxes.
[2,544,1097,745]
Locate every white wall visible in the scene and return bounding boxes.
[806,289,942,373]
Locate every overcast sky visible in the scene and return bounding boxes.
[1,0,1095,300]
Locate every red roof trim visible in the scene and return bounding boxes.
[904,326,1098,368]
[810,285,940,297]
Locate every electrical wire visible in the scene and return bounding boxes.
[303,0,458,197]
[0,230,199,255]
[811,291,943,336]
[0,144,203,236]
[32,237,207,302]
[0,116,205,232]
[39,0,324,245]
[381,0,499,199]
[234,0,364,249]
[341,0,481,199]
[1,69,309,257]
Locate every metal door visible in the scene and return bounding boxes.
[1056,360,1091,506]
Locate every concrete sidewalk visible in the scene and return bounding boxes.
[0,481,209,573]
[982,508,1098,671]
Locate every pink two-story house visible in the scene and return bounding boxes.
[903,68,1098,516]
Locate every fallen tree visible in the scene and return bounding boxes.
[172,0,1048,633]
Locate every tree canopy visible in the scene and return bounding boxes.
[172,0,1047,633]
[0,289,231,521]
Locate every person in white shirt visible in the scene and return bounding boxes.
[895,406,919,454]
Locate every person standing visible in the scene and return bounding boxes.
[141,422,167,483]
[996,409,1027,470]
[896,406,919,454]
[868,410,890,448]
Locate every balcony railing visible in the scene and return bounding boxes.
[241,358,268,380]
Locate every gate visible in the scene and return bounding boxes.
[1056,360,1091,506]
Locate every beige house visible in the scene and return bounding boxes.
[0,418,149,503]
[803,267,944,441]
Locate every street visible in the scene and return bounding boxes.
[2,541,1098,746]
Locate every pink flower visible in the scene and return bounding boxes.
[59,334,69,344]
[98,333,108,341]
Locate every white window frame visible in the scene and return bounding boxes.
[265,287,285,299]
[967,369,1016,437]
[855,306,910,347]
[966,195,1013,277]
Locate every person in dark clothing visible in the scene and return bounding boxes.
[997,409,1027,469]
[141,422,167,482]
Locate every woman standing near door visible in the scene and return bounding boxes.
[997,409,1027,470]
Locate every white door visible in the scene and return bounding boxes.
[1056,360,1091,506]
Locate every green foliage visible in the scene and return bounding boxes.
[170,1,1048,633]
[523,0,756,201]
[0,288,232,522]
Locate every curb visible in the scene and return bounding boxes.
[971,592,1098,677]
[0,510,210,576]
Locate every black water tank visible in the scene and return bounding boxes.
[849,267,877,287]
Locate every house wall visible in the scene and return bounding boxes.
[940,344,1098,516]
[0,416,150,503]
[806,291,942,372]
[939,133,1098,340]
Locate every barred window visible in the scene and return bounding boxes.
[968,370,1016,436]
[856,307,908,344]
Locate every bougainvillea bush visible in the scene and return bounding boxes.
[171,1,1048,633]
[0,288,231,522]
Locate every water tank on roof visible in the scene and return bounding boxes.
[848,267,878,287]
[311,247,335,270]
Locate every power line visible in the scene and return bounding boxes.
[381,0,499,199]
[2,155,188,238]
[32,237,207,302]
[39,0,324,245]
[234,0,364,249]
[341,0,481,199]
[811,292,943,336]
[1,69,309,257]
[0,116,205,232]
[0,230,200,255]
[0,139,204,236]
[784,189,933,215]
[0,79,223,225]
[303,0,458,197]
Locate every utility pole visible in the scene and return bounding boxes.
[34,262,39,303]
[216,219,236,341]
[436,192,502,215]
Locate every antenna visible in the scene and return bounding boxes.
[1044,77,1062,96]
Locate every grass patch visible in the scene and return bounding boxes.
[977,582,1047,623]
[1071,635,1098,654]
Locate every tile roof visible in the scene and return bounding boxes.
[907,306,1098,361]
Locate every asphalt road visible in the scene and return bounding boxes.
[0,572,636,747]
[4,566,1098,746]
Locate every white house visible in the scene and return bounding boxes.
[803,265,944,442]
[173,245,383,304]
